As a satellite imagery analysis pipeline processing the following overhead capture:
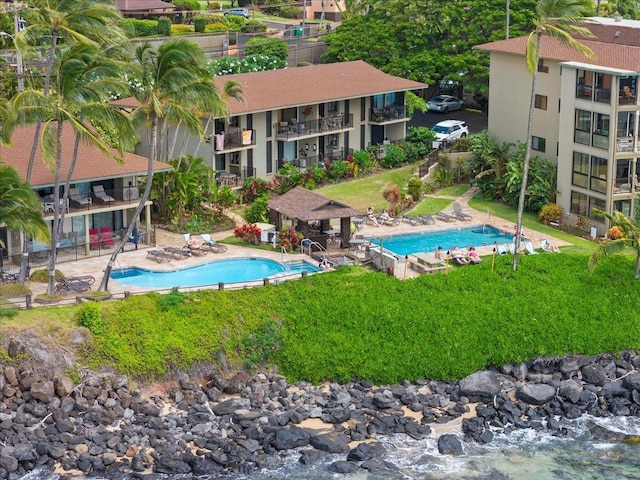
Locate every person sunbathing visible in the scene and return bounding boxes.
[450,247,470,264]
[367,207,380,227]
[466,247,483,264]
[541,240,560,253]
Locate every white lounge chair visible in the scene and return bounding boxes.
[523,240,539,255]
[68,188,92,207]
[540,239,560,253]
[201,234,228,253]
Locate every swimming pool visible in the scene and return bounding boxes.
[111,258,321,288]
[368,225,513,256]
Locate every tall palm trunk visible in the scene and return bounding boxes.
[19,34,58,284]
[98,113,158,291]
[513,34,540,271]
[46,121,64,294]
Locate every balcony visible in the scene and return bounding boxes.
[211,129,256,152]
[275,114,353,141]
[613,177,637,194]
[279,148,354,170]
[40,186,142,217]
[369,105,407,123]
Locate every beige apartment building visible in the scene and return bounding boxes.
[477,17,640,234]
[133,61,425,187]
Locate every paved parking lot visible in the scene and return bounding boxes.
[409,108,488,134]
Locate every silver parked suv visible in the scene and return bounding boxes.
[224,8,250,18]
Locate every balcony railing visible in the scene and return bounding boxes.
[613,177,637,194]
[275,114,353,140]
[278,148,354,170]
[40,186,142,216]
[211,129,256,152]
[369,105,407,123]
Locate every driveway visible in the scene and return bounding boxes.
[409,108,488,135]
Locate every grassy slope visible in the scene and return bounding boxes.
[5,169,638,385]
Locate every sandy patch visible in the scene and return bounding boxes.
[402,403,478,436]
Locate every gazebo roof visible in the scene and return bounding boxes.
[268,187,362,222]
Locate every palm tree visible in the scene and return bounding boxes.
[15,43,136,294]
[513,0,594,271]
[0,163,50,262]
[589,210,640,279]
[14,0,125,284]
[97,39,243,292]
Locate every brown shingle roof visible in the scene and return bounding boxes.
[268,187,362,222]
[475,21,640,72]
[0,124,172,188]
[115,0,175,12]
[215,61,427,115]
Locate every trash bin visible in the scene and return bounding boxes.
[294,27,303,37]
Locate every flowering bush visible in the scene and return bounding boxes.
[607,226,624,240]
[278,226,303,251]
[234,223,262,244]
[208,54,286,76]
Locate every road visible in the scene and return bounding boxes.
[409,108,488,134]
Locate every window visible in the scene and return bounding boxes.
[266,112,272,138]
[589,196,606,220]
[537,59,549,73]
[570,191,588,215]
[592,113,610,149]
[266,140,272,174]
[532,136,546,152]
[572,152,589,188]
[574,109,591,145]
[535,94,547,110]
[590,156,607,193]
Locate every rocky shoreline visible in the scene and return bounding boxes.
[2,345,640,479]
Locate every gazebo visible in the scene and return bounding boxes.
[268,187,363,249]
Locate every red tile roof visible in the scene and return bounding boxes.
[115,0,175,12]
[215,60,427,115]
[476,22,640,72]
[0,124,171,188]
[114,61,427,116]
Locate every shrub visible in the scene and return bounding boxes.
[243,319,282,369]
[243,194,269,223]
[118,19,158,37]
[538,203,563,225]
[352,150,373,174]
[157,17,172,36]
[380,143,406,168]
[171,24,194,35]
[193,16,207,33]
[245,37,288,61]
[156,287,186,311]
[325,160,348,181]
[241,178,271,203]
[207,1,221,10]
[407,177,423,201]
[278,225,303,251]
[607,226,624,240]
[382,182,402,212]
[172,0,201,11]
[30,269,64,283]
[241,20,268,33]
[279,6,302,18]
[234,223,262,244]
[77,303,106,335]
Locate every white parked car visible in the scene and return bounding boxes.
[431,120,469,149]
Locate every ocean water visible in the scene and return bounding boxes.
[22,415,640,480]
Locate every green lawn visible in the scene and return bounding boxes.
[317,163,419,212]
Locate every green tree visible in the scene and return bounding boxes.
[513,0,594,271]
[15,0,125,284]
[589,209,640,279]
[0,163,50,253]
[15,43,135,294]
[98,39,239,291]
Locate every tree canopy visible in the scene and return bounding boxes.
[323,0,539,93]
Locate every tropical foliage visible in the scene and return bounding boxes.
[589,209,640,279]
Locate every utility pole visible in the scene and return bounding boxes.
[506,0,510,40]
[0,1,28,92]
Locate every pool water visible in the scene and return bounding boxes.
[111,258,321,288]
[369,225,513,256]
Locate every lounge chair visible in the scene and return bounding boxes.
[402,214,423,226]
[540,239,560,253]
[92,185,115,204]
[54,276,93,295]
[378,215,400,226]
[164,246,191,259]
[419,214,436,225]
[435,211,457,222]
[69,188,92,208]
[100,227,115,247]
[450,248,470,265]
[147,249,173,263]
[495,243,509,255]
[523,240,539,255]
[183,233,208,256]
[201,234,228,253]
[452,203,472,221]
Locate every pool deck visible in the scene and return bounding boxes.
[26,188,570,297]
